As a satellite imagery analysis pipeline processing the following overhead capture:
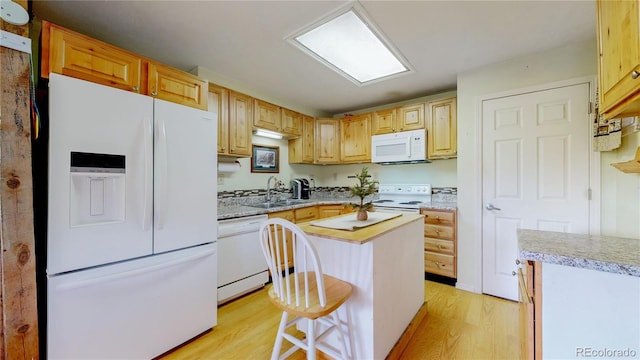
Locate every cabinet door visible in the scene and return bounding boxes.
[317,205,344,219]
[427,97,457,159]
[372,108,397,134]
[289,115,315,164]
[254,100,281,132]
[397,103,425,131]
[228,91,253,157]
[209,84,230,155]
[340,114,371,163]
[294,206,318,223]
[43,21,142,93]
[281,108,302,136]
[268,210,296,271]
[315,118,340,164]
[148,62,208,110]
[597,0,640,118]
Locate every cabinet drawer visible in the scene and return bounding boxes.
[268,210,295,222]
[424,238,454,255]
[424,224,454,240]
[421,209,455,225]
[424,252,455,277]
[294,206,318,223]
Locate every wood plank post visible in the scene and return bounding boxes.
[0,0,40,358]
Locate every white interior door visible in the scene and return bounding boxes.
[482,83,591,300]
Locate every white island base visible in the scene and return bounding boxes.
[298,214,425,359]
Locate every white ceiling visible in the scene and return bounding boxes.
[32,0,596,115]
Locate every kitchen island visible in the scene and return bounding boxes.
[518,230,640,359]
[296,213,425,360]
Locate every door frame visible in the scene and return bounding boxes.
[474,76,601,293]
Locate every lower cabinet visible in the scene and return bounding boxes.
[267,210,296,271]
[519,260,541,360]
[317,204,349,218]
[420,208,457,278]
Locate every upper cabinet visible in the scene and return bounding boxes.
[281,108,303,137]
[427,97,457,159]
[209,84,230,155]
[597,0,640,119]
[41,21,207,110]
[372,103,425,135]
[397,103,425,132]
[340,113,371,163]
[289,115,315,164]
[315,118,341,164]
[253,99,281,132]
[228,90,254,157]
[148,62,207,110]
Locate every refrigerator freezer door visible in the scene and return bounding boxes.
[153,99,217,253]
[47,243,218,359]
[47,74,154,274]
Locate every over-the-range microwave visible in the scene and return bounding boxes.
[371,129,429,164]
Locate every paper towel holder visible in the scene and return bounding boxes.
[218,160,241,173]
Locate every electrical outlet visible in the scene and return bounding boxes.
[217,175,224,185]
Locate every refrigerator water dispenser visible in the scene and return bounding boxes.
[69,152,126,227]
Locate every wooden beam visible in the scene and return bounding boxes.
[0,0,40,358]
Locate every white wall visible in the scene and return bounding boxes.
[456,39,598,293]
[600,131,640,239]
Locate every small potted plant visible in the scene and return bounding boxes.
[349,167,379,221]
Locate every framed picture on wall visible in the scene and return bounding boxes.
[251,144,279,173]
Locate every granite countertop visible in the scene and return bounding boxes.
[518,229,640,277]
[218,199,457,220]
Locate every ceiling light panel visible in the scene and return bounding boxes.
[289,6,411,86]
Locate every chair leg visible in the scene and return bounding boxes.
[271,312,288,360]
[332,311,350,360]
[307,319,316,360]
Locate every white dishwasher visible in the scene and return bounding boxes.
[217,214,269,304]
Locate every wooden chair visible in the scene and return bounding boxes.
[259,218,354,360]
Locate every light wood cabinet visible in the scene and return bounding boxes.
[208,83,237,156]
[420,208,457,278]
[317,204,347,219]
[41,21,207,110]
[597,0,640,119]
[268,210,296,271]
[148,62,207,110]
[340,113,371,163]
[427,97,457,159]
[253,99,281,132]
[315,118,341,164]
[289,115,315,164]
[281,108,302,137]
[294,206,318,223]
[520,260,541,360]
[42,20,142,93]
[397,103,425,131]
[372,108,397,134]
[228,90,254,157]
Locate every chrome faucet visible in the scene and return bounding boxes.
[266,176,277,203]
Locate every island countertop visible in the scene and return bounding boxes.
[518,229,640,277]
[297,213,424,245]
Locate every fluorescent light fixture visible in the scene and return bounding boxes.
[253,129,283,140]
[288,6,411,86]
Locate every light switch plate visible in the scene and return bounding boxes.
[0,30,31,54]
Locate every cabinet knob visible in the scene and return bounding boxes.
[435,215,440,220]
[434,261,441,266]
[633,70,640,80]
[221,147,226,151]
[132,86,139,92]
[151,91,158,96]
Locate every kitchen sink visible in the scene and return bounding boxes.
[247,200,310,209]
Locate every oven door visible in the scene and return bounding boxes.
[373,206,421,214]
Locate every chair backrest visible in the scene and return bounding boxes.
[259,218,326,308]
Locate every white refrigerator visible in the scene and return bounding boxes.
[46,73,218,359]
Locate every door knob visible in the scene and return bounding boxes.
[485,203,501,211]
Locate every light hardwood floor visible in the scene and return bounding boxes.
[158,281,521,360]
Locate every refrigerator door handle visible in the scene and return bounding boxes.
[156,119,168,230]
[142,116,153,231]
[55,248,216,291]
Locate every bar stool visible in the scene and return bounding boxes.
[259,218,354,360]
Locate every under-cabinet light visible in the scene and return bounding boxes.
[254,129,283,140]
